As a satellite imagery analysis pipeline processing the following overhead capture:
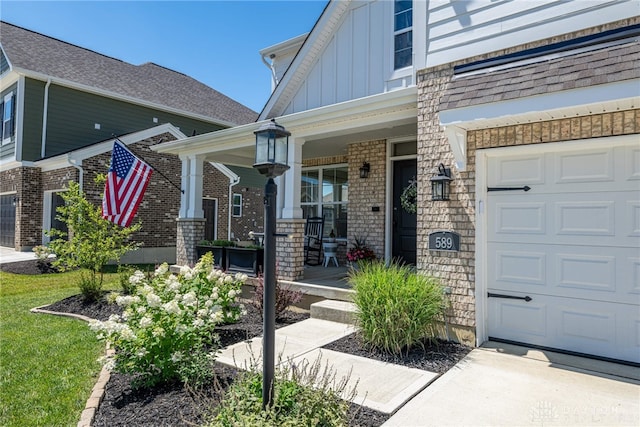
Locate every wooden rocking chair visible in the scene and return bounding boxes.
[304,216,324,265]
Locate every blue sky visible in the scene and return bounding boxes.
[0,1,328,113]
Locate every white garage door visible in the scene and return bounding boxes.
[486,138,640,364]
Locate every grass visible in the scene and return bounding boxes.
[0,269,119,427]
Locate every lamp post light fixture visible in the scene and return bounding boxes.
[359,161,370,179]
[431,163,452,201]
[253,118,290,410]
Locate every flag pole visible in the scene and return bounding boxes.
[112,136,184,194]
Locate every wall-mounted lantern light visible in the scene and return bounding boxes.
[253,118,290,178]
[359,162,370,179]
[12,196,18,207]
[431,163,451,201]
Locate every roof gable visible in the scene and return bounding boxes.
[0,21,258,126]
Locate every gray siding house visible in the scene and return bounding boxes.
[0,21,262,261]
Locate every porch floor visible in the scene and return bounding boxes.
[298,264,351,289]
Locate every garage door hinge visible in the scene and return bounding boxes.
[487,186,531,192]
[488,292,532,302]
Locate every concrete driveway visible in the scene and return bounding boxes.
[0,246,36,264]
[384,341,640,426]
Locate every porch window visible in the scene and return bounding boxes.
[301,165,348,239]
[394,0,412,70]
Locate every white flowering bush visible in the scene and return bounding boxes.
[89,252,248,386]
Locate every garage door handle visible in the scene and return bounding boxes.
[487,186,531,192]
[488,292,532,302]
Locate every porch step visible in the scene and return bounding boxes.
[310,299,357,325]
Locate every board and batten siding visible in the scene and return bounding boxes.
[423,0,635,68]
[21,78,45,161]
[283,0,396,115]
[34,84,225,161]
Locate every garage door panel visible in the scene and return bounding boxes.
[556,253,616,294]
[556,201,614,236]
[495,250,546,286]
[554,149,614,184]
[491,202,546,235]
[489,298,547,339]
[629,201,640,237]
[626,145,640,181]
[628,258,640,295]
[488,154,545,187]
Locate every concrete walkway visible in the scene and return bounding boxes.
[218,317,640,426]
[0,246,37,264]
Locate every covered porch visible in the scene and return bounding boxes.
[152,87,418,282]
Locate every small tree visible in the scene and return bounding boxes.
[48,180,141,301]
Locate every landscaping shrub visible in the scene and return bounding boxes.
[252,274,303,320]
[210,356,354,426]
[350,261,445,355]
[89,253,248,387]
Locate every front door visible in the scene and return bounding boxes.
[392,159,417,265]
[203,199,217,242]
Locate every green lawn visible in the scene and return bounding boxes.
[0,270,118,427]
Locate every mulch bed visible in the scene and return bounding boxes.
[8,259,471,426]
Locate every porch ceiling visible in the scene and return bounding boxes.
[152,87,418,167]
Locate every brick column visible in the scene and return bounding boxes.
[275,219,305,281]
[176,218,205,266]
[16,167,43,251]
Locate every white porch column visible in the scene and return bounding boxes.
[179,154,205,219]
[281,137,304,219]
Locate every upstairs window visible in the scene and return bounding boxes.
[1,91,15,145]
[394,0,412,70]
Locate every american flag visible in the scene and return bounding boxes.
[102,140,153,227]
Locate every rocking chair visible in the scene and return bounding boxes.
[304,216,324,265]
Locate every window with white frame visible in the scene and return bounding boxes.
[232,193,242,217]
[1,91,16,145]
[301,165,348,238]
[394,0,412,70]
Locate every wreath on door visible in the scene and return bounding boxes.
[400,179,417,214]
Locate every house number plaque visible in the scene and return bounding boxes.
[428,231,460,252]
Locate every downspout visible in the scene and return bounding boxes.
[261,53,279,91]
[228,175,240,240]
[67,154,84,190]
[40,78,52,158]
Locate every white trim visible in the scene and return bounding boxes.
[440,79,640,129]
[473,134,638,348]
[36,123,187,171]
[42,189,67,245]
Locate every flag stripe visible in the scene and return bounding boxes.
[102,140,153,227]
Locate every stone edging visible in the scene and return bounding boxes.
[30,305,111,427]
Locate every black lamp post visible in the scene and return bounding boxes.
[253,118,290,410]
[431,163,452,201]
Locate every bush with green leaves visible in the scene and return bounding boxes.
[89,253,248,387]
[211,355,355,426]
[349,261,445,355]
[47,180,140,301]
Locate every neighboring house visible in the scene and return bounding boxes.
[0,21,263,262]
[157,0,639,365]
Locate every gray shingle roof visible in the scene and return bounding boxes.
[441,40,640,111]
[0,21,258,126]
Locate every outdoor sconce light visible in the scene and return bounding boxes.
[12,196,18,207]
[431,163,452,201]
[253,118,290,178]
[359,162,370,179]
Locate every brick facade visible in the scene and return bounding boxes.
[2,131,264,259]
[275,219,305,281]
[416,18,640,344]
[347,140,386,258]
